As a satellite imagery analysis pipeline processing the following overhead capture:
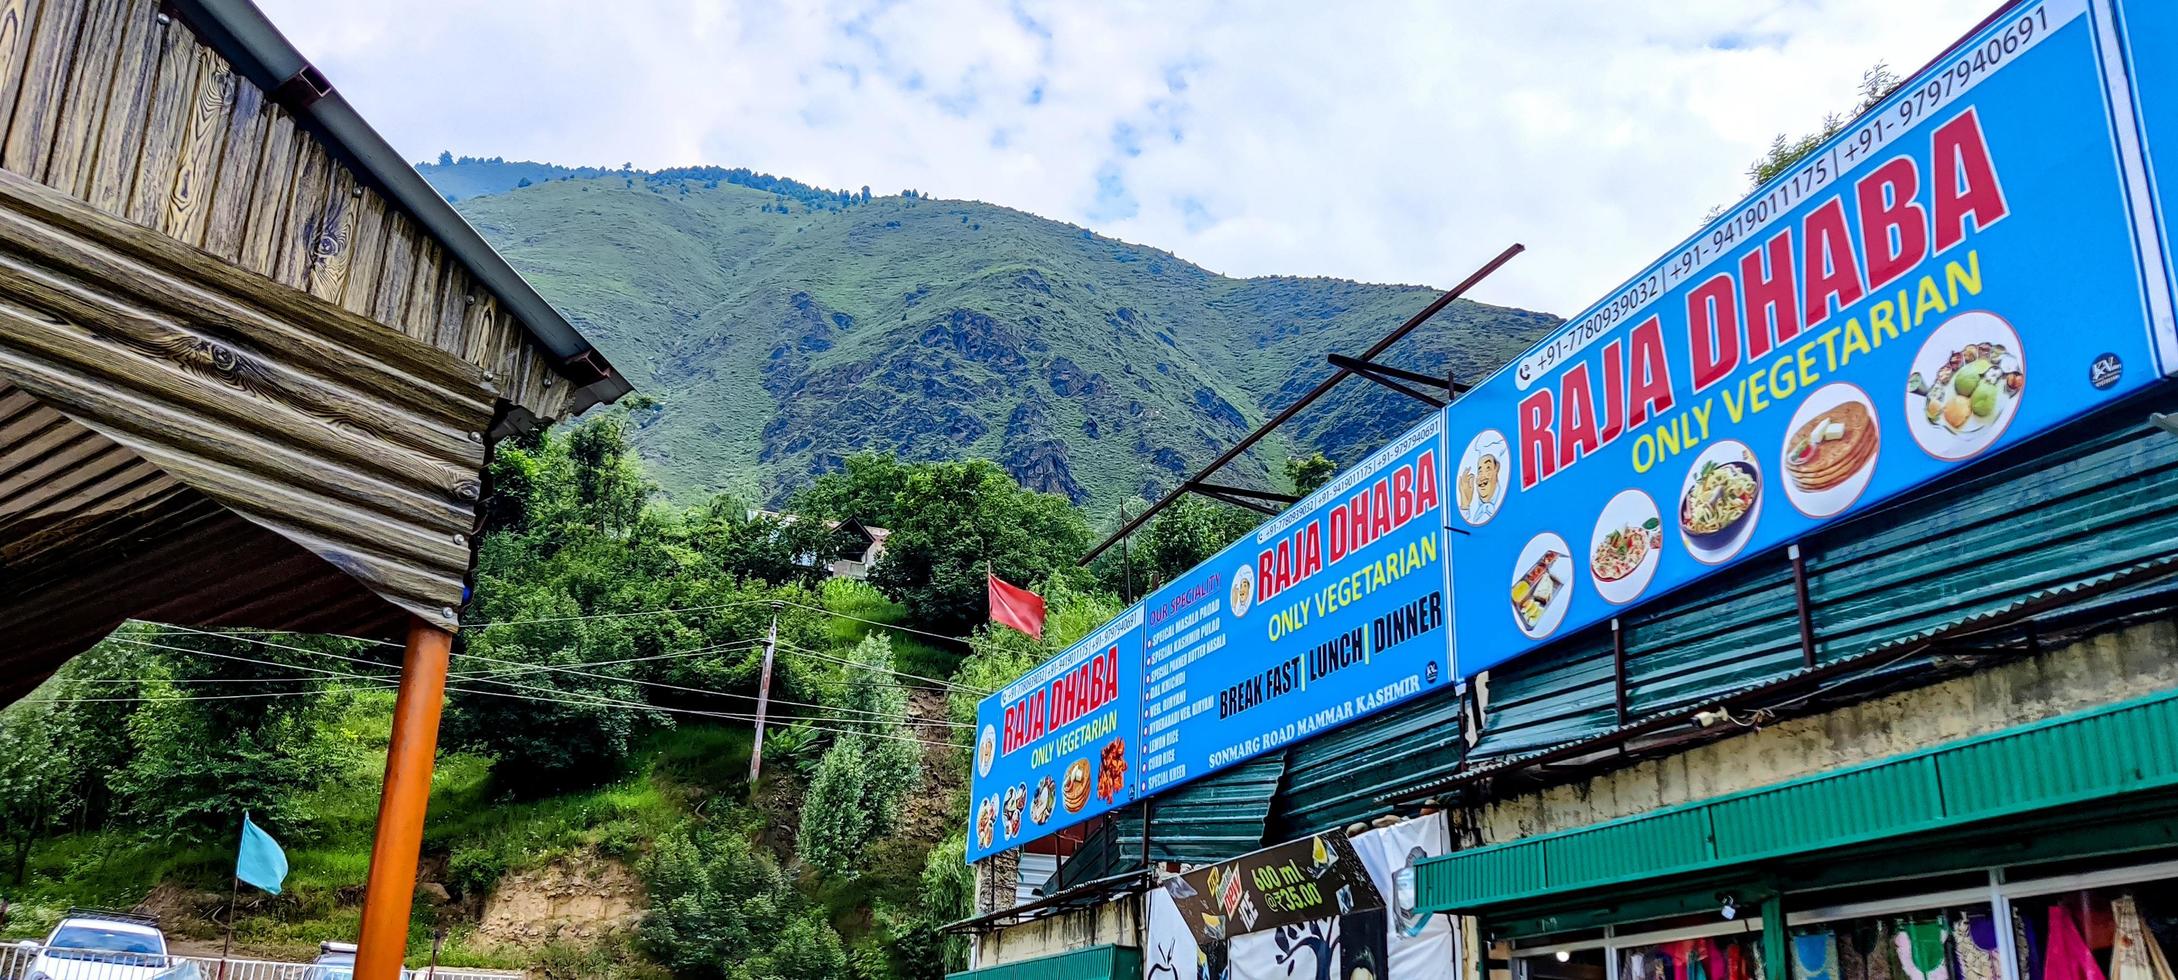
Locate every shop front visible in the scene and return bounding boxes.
[1419,690,2178,980]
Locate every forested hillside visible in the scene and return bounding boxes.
[421,158,1560,512]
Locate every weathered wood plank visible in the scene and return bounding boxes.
[124,19,199,227]
[335,188,387,316]
[0,344,473,580]
[199,75,262,260]
[80,0,157,211]
[0,248,485,472]
[369,210,417,330]
[400,234,441,344]
[303,165,357,303]
[0,284,484,523]
[41,0,125,191]
[0,0,44,139]
[272,136,329,287]
[2,0,85,179]
[235,105,297,277]
[433,264,468,353]
[160,48,232,246]
[0,167,498,413]
[459,291,499,368]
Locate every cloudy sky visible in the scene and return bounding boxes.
[258,0,1993,317]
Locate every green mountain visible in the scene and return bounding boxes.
[425,160,1561,512]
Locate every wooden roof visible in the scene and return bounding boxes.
[0,0,629,694]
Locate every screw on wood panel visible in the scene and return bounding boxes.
[464,295,476,305]
[353,186,365,197]
[441,607,456,621]
[453,533,468,546]
[156,12,169,24]
[467,431,482,443]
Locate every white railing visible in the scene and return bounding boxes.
[0,944,524,980]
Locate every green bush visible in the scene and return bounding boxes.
[638,826,851,980]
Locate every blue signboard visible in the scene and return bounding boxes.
[966,605,1144,863]
[1137,414,1454,795]
[1443,0,2170,675]
[2111,0,2178,367]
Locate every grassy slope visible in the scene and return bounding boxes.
[438,165,1560,512]
[0,692,730,970]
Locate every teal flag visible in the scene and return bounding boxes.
[235,812,288,895]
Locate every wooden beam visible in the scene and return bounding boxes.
[355,620,452,980]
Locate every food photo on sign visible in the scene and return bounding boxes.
[1441,0,2173,677]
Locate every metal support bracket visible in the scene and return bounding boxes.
[1326,353,1467,408]
[1191,481,1300,505]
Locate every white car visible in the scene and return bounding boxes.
[17,911,170,980]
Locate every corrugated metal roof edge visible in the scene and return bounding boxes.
[169,0,633,416]
[1381,553,2178,805]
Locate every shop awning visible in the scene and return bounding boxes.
[1416,685,2178,915]
[946,945,1143,980]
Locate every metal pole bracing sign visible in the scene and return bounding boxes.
[1441,0,2175,676]
[967,605,1145,863]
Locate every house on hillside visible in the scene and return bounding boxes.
[748,511,890,580]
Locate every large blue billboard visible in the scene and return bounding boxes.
[2111,0,2178,367]
[962,0,2178,864]
[1442,0,2172,675]
[967,605,1144,863]
[1136,414,1454,796]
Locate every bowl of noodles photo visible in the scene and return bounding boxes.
[1679,441,1762,563]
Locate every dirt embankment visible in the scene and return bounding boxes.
[475,852,644,947]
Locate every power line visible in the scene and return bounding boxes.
[448,645,972,728]
[77,641,959,747]
[776,639,989,696]
[126,627,963,729]
[461,598,773,628]
[772,599,975,648]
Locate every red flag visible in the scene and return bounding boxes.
[987,570,1047,640]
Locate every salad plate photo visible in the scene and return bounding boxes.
[1905,311,2024,460]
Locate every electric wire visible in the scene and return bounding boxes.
[774,639,988,695]
[118,628,963,729]
[57,645,957,747]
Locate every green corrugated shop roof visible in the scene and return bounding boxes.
[947,945,1142,980]
[1415,685,2178,914]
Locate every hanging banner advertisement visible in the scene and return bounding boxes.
[2109,0,2178,372]
[1351,816,1460,978]
[1145,887,1208,980]
[1443,0,2170,676]
[966,605,1144,863]
[1160,830,1386,949]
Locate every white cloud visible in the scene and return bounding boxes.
[257,0,1991,316]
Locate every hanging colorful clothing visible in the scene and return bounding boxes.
[2111,896,2178,980]
[1895,920,1952,980]
[2047,903,2110,980]
[2019,909,2045,980]
[1798,933,1842,980]
[1955,913,2002,980]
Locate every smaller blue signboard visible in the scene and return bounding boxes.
[1137,413,1455,796]
[966,605,1144,863]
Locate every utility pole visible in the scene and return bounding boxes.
[748,603,782,794]
[1119,502,1132,604]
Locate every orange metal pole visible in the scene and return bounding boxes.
[354,618,453,980]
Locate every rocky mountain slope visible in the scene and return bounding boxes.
[427,159,1561,511]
